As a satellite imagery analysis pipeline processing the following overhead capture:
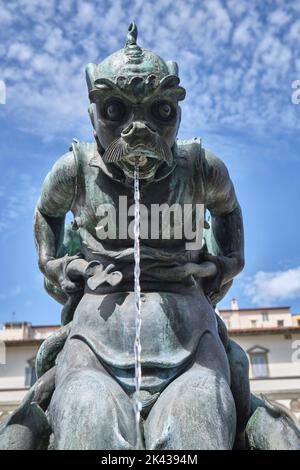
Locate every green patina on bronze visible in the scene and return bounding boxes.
[1,23,299,451]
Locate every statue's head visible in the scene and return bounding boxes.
[86,23,186,179]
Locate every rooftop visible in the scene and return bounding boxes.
[1,300,299,343]
[219,306,291,313]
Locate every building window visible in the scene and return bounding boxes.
[247,346,269,378]
[277,320,284,327]
[250,354,269,378]
[251,320,257,328]
[25,357,37,388]
[298,319,300,326]
[262,312,269,321]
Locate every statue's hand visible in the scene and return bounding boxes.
[66,260,123,290]
[85,263,123,290]
[65,258,89,282]
[45,256,85,294]
[183,261,218,279]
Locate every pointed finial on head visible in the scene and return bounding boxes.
[126,22,138,46]
[124,22,143,63]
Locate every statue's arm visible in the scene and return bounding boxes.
[34,151,81,293]
[202,149,245,292]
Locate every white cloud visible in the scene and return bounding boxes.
[232,17,257,46]
[0,7,12,24]
[0,0,299,140]
[245,267,300,306]
[269,9,291,27]
[7,42,33,62]
[77,2,96,25]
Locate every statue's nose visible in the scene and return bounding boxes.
[121,121,157,145]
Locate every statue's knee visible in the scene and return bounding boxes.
[176,368,231,401]
[50,369,135,450]
[52,368,115,413]
[154,368,235,421]
[167,368,236,431]
[145,369,236,449]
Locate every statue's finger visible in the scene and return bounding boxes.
[104,263,116,274]
[84,260,101,278]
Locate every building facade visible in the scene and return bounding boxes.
[0,322,58,421]
[218,299,300,423]
[1,301,300,424]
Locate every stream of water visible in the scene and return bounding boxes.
[133,164,143,449]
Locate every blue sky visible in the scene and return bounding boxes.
[0,0,300,325]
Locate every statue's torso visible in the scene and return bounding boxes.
[71,140,206,270]
[65,140,219,392]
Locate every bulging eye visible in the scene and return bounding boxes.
[151,101,175,121]
[104,100,126,121]
[159,103,171,118]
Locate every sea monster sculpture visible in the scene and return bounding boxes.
[1,24,300,450]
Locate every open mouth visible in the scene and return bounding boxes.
[123,146,158,167]
[102,138,172,179]
[125,155,148,166]
[118,152,159,179]
[117,145,161,179]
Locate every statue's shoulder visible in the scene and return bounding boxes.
[176,139,227,170]
[175,140,230,186]
[176,137,202,160]
[69,139,96,167]
[46,148,76,180]
[175,138,205,175]
[65,139,96,174]
[201,147,224,167]
[200,148,230,184]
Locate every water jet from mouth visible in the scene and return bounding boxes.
[133,163,143,449]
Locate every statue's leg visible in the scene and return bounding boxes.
[227,339,251,448]
[144,331,236,450]
[49,338,136,450]
[216,314,251,448]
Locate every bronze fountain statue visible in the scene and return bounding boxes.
[1,24,300,450]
